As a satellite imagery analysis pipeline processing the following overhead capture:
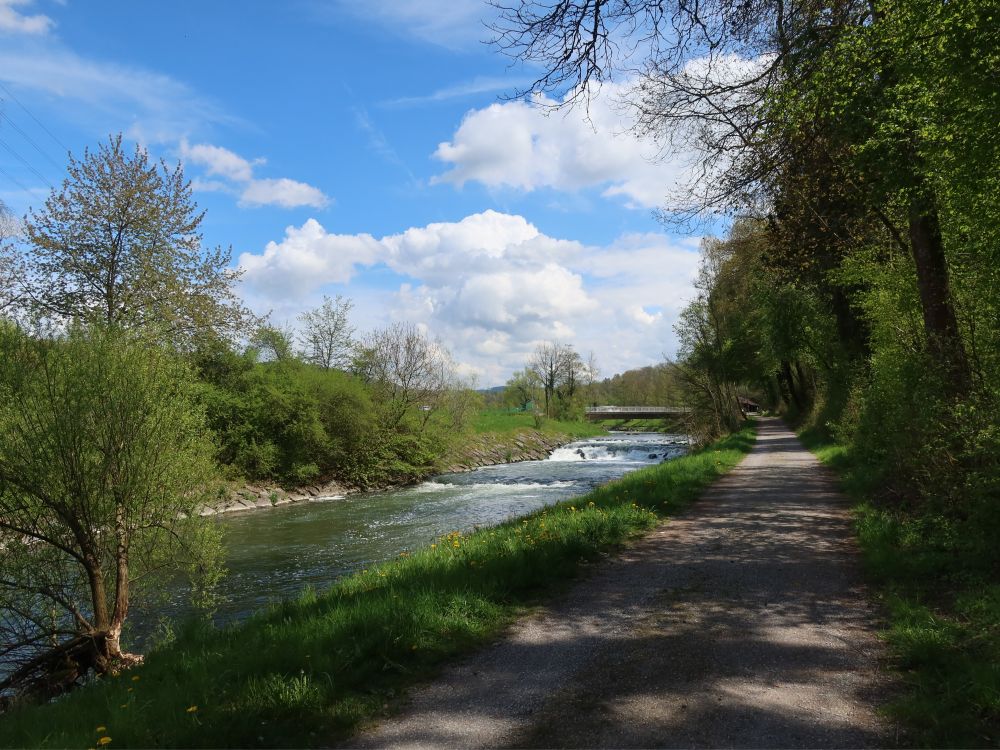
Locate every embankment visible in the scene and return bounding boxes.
[200,429,577,516]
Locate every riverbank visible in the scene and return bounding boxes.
[0,426,755,749]
[201,420,605,517]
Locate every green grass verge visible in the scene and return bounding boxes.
[0,426,755,749]
[595,417,686,433]
[800,429,1000,748]
[470,410,607,439]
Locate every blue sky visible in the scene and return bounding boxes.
[0,0,707,385]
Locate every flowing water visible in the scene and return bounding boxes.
[130,432,688,647]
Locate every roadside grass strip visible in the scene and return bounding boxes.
[800,428,1000,748]
[0,426,755,749]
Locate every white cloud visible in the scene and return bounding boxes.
[180,139,330,209]
[0,41,232,141]
[180,140,257,182]
[238,219,380,295]
[324,0,492,49]
[238,210,702,384]
[0,0,53,35]
[432,84,693,209]
[239,178,330,209]
[384,75,534,108]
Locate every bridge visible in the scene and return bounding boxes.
[584,405,692,421]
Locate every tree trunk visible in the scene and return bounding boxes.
[780,360,804,411]
[908,192,971,395]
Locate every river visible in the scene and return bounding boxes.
[130,432,687,648]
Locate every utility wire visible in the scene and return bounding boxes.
[0,136,55,189]
[0,81,71,155]
[0,108,64,173]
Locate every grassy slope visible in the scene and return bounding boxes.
[0,426,755,749]
[470,410,607,439]
[799,427,1000,748]
[592,417,687,433]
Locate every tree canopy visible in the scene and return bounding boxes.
[21,134,252,344]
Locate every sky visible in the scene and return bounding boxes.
[0,0,710,386]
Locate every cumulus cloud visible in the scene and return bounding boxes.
[239,178,329,209]
[180,139,329,209]
[180,140,257,182]
[238,219,380,295]
[432,85,692,209]
[238,210,702,384]
[0,0,52,35]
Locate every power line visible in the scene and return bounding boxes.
[0,136,55,189]
[0,80,70,155]
[0,108,64,173]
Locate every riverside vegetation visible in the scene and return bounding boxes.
[496,0,999,744]
[0,135,659,710]
[0,426,755,748]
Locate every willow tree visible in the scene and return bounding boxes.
[22,134,252,345]
[0,325,223,703]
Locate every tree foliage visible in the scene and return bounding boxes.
[0,325,223,702]
[20,134,252,344]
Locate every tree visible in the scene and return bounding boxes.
[298,294,354,370]
[527,342,587,418]
[494,0,976,391]
[352,323,457,429]
[21,134,252,344]
[0,325,223,701]
[0,203,22,317]
[504,367,541,411]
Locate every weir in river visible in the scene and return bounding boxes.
[127,432,688,648]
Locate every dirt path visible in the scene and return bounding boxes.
[350,418,890,748]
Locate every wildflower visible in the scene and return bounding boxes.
[186,705,198,713]
[98,737,112,746]
[430,543,437,549]
[95,727,107,733]
[131,675,140,682]
[119,704,127,709]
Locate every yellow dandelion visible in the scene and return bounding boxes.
[95,726,107,733]
[131,675,140,682]
[97,737,112,746]
[186,705,198,713]
[430,543,437,548]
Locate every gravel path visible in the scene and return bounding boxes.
[349,418,890,748]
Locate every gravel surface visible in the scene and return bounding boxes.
[348,418,891,748]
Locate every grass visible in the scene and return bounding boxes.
[0,425,756,749]
[470,409,607,439]
[595,417,687,433]
[800,428,1000,748]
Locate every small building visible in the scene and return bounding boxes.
[738,396,761,415]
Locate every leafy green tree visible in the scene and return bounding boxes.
[504,368,540,411]
[21,134,252,344]
[0,325,223,700]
